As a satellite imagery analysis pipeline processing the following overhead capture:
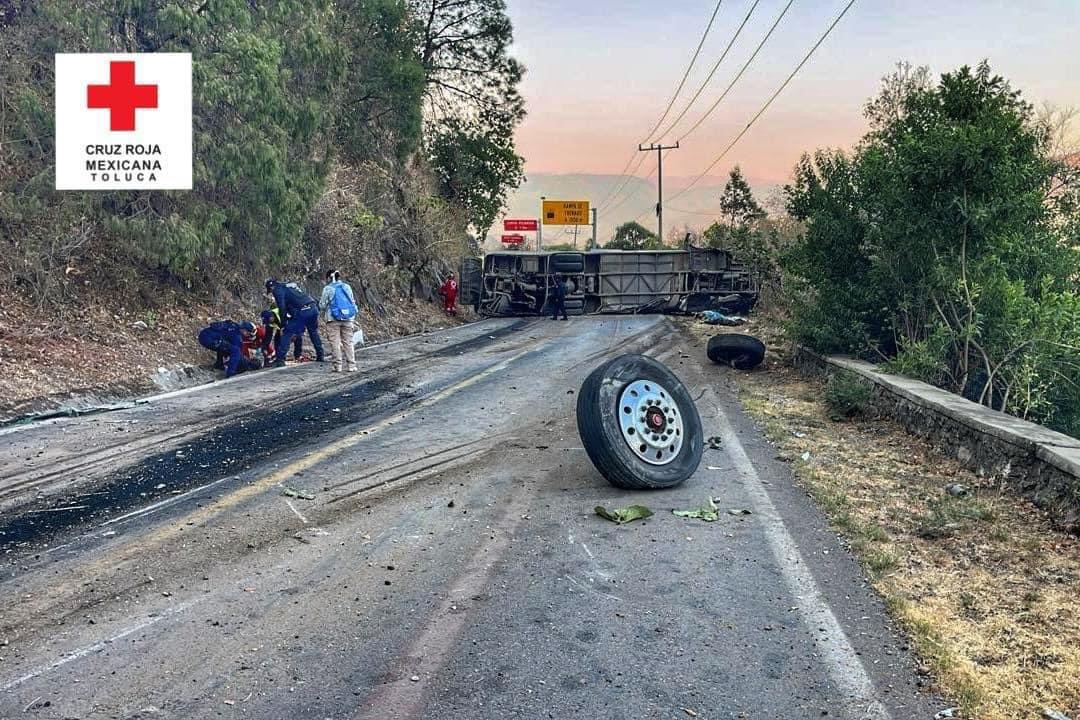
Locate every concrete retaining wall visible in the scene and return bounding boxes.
[794,347,1080,532]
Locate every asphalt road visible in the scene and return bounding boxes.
[0,317,941,720]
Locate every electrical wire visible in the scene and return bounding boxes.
[597,0,726,212]
[651,0,763,143]
[673,0,795,143]
[666,0,858,205]
[641,0,725,144]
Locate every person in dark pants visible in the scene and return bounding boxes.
[550,274,568,321]
[260,307,301,361]
[266,279,325,367]
[198,320,258,378]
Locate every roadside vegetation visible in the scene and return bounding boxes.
[738,344,1078,720]
[684,315,1078,720]
[0,0,525,407]
[781,62,1080,437]
[680,60,1080,719]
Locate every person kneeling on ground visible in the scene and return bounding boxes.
[266,278,325,367]
[319,269,359,373]
[198,320,259,378]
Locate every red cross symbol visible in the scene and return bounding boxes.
[87,61,158,132]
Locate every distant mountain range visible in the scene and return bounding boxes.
[487,173,780,249]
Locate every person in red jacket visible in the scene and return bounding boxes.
[439,272,458,315]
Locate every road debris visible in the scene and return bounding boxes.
[934,708,959,719]
[594,505,653,524]
[706,436,723,450]
[726,508,753,516]
[698,310,745,326]
[577,354,703,490]
[672,498,720,522]
[281,487,315,500]
[682,709,699,718]
[944,483,970,498]
[1043,710,1072,720]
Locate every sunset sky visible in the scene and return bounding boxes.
[506,0,1080,184]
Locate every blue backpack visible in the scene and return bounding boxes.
[329,282,358,321]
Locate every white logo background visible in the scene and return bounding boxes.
[55,53,192,191]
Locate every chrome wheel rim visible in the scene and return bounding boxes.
[617,379,684,465]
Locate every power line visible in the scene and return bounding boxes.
[641,0,725,145]
[602,161,659,218]
[603,0,769,214]
[667,0,858,205]
[674,0,795,143]
[596,152,648,213]
[651,0,763,143]
[597,0,726,213]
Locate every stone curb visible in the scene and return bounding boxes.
[793,346,1080,532]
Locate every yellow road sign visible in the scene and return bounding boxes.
[542,200,590,226]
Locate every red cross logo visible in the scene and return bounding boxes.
[87,61,158,132]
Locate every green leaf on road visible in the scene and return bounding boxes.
[281,487,315,500]
[672,498,720,522]
[594,505,653,524]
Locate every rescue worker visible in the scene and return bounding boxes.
[550,274,569,321]
[439,272,458,315]
[197,320,258,378]
[319,269,360,373]
[260,306,302,361]
[265,279,325,367]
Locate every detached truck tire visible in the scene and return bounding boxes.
[576,354,704,490]
[706,334,766,370]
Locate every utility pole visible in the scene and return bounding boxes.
[538,195,545,251]
[638,142,679,243]
[590,207,597,249]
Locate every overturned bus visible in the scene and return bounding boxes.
[460,247,757,317]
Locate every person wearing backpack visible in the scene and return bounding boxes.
[319,269,360,373]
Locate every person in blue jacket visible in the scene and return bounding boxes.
[197,320,258,378]
[265,279,325,367]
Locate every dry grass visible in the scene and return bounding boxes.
[682,316,1080,720]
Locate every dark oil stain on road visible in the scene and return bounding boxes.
[0,319,534,555]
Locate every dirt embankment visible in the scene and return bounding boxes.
[681,314,1079,720]
[0,290,467,420]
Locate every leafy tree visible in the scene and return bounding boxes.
[717,166,764,229]
[412,0,525,240]
[427,110,524,239]
[704,166,782,301]
[784,61,1080,435]
[607,221,662,250]
[412,0,524,128]
[0,0,447,299]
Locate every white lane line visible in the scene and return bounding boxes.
[0,598,203,693]
[284,499,308,524]
[712,402,891,720]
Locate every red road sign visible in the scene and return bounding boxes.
[501,234,526,245]
[504,219,538,232]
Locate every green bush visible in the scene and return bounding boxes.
[783,62,1080,437]
[824,371,874,419]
